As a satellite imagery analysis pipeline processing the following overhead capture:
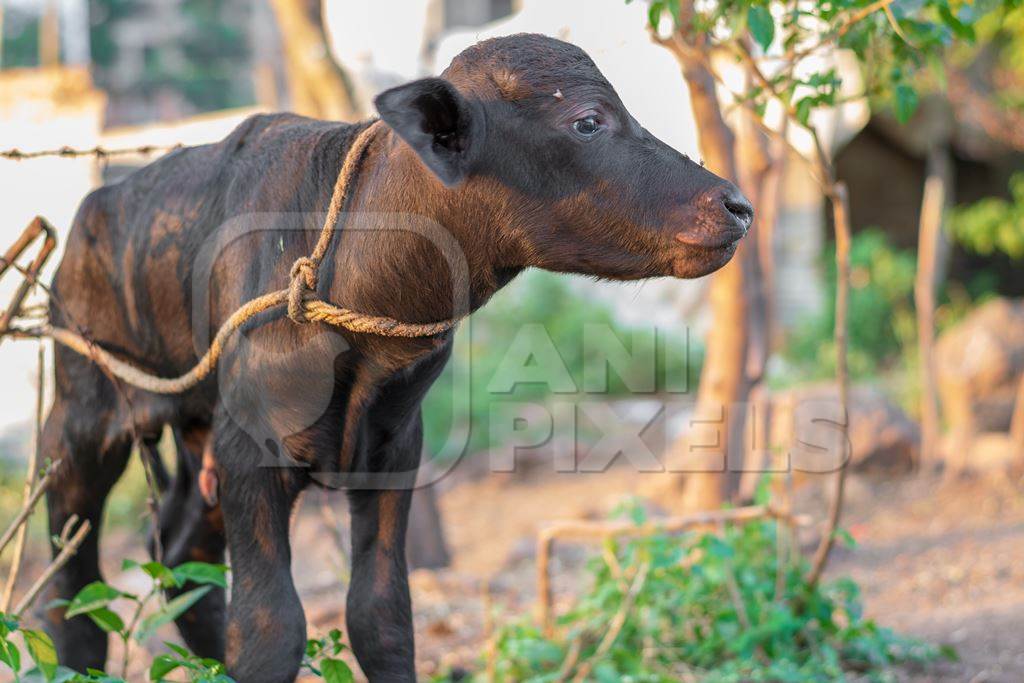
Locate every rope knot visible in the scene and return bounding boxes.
[287,256,319,323]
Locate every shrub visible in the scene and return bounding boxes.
[949,172,1024,260]
[476,503,952,682]
[0,559,354,683]
[782,230,917,384]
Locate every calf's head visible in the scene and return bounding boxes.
[375,33,752,280]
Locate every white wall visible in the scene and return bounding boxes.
[0,67,103,454]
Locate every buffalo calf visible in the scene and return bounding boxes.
[43,34,751,682]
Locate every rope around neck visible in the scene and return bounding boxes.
[25,119,462,395]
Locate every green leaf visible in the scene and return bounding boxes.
[86,608,125,635]
[648,1,665,30]
[164,642,191,658]
[65,582,126,619]
[136,586,212,643]
[666,0,681,28]
[22,629,58,682]
[172,563,229,589]
[327,629,346,655]
[938,4,975,41]
[124,560,178,589]
[0,633,21,673]
[320,658,355,683]
[893,83,919,123]
[21,664,80,683]
[795,97,814,126]
[834,528,857,549]
[148,654,182,681]
[748,6,775,51]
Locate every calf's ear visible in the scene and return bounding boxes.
[374,77,479,187]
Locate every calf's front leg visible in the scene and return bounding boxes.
[217,420,307,683]
[346,485,416,681]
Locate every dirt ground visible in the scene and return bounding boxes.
[8,464,1023,682]
[306,465,1024,681]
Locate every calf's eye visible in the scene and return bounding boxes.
[572,116,601,137]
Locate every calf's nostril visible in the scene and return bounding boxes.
[722,192,754,228]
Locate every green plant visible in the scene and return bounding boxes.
[480,502,952,682]
[950,172,1024,260]
[634,0,1018,131]
[50,559,229,682]
[0,614,59,682]
[302,629,355,683]
[1,557,356,682]
[782,230,917,382]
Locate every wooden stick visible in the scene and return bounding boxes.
[0,469,54,556]
[14,518,91,617]
[570,562,651,683]
[0,217,57,341]
[482,579,497,683]
[1,343,45,611]
[537,531,556,637]
[536,505,804,634]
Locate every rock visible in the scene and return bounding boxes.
[936,298,1024,432]
[767,384,920,475]
[942,431,1024,473]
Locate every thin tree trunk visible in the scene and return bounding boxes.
[656,32,758,511]
[268,0,361,121]
[915,147,949,467]
[737,120,786,503]
[39,0,60,67]
[806,181,851,587]
[681,60,745,511]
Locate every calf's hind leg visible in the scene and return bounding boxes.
[148,427,227,660]
[41,397,131,673]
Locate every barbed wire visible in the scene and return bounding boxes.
[0,143,184,161]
